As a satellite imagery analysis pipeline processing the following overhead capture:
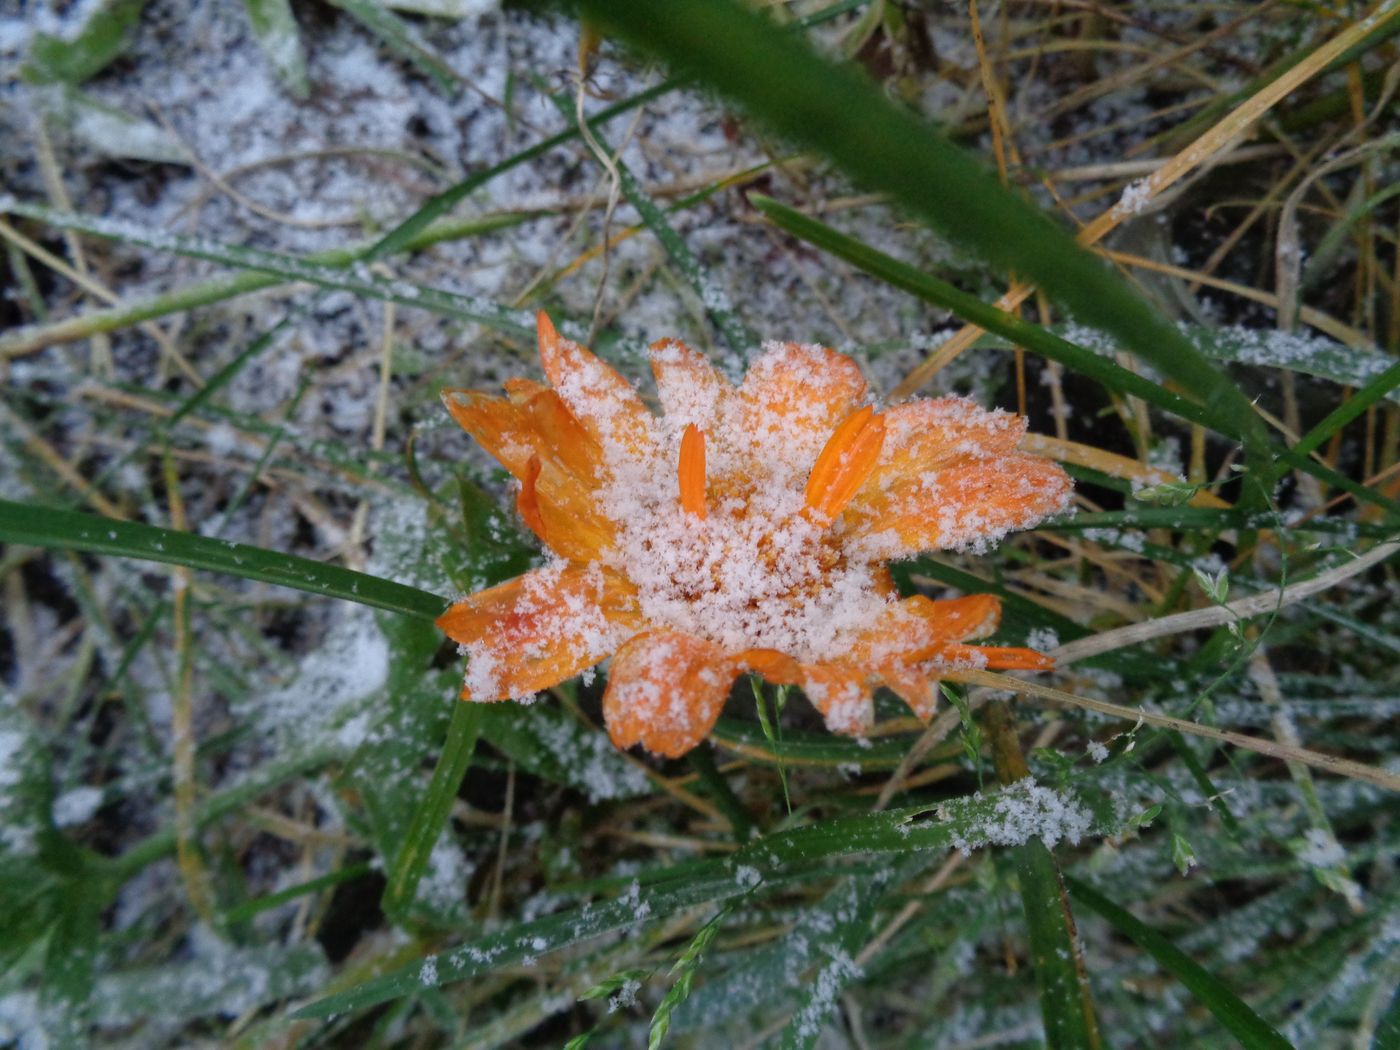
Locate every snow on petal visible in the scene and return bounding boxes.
[437,563,643,701]
[536,311,657,464]
[738,341,869,475]
[603,630,741,758]
[844,451,1073,558]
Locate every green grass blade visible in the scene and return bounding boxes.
[1292,357,1400,461]
[224,863,372,925]
[577,0,1274,485]
[1013,842,1101,1050]
[0,499,444,620]
[244,0,310,98]
[751,195,1226,436]
[0,209,530,358]
[0,198,533,335]
[1066,876,1292,1049]
[381,701,484,920]
[328,0,458,93]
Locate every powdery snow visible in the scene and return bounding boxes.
[947,778,1094,854]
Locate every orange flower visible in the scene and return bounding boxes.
[436,312,1071,757]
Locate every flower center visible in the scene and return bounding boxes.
[602,408,893,661]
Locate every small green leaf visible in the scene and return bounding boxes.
[1133,480,1201,507]
[578,967,651,1002]
[1172,832,1199,876]
[1128,803,1162,830]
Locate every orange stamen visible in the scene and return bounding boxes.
[678,424,707,519]
[804,406,886,521]
[516,454,546,539]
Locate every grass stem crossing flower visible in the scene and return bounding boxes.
[436,313,1072,757]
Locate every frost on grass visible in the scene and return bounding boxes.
[945,778,1095,855]
[90,925,328,1027]
[415,837,473,919]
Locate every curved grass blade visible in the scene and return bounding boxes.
[578,0,1274,485]
[751,195,1228,438]
[1066,876,1292,1049]
[0,499,445,621]
[0,198,533,336]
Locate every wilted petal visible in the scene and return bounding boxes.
[537,311,657,462]
[603,631,741,758]
[437,564,643,701]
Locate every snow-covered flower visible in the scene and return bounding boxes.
[436,313,1071,757]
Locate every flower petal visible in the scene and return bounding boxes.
[537,311,657,462]
[847,594,1001,665]
[737,649,873,736]
[738,342,869,470]
[441,386,617,561]
[603,630,740,757]
[876,662,940,722]
[437,564,643,701]
[845,450,1072,557]
[649,337,733,433]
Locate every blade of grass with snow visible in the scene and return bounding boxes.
[0,198,534,336]
[296,789,1117,1018]
[751,195,1226,438]
[0,499,445,620]
[380,696,483,922]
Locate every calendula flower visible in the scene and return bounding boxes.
[436,312,1071,758]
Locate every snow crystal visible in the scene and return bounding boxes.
[733,864,762,890]
[419,956,438,987]
[1112,177,1153,218]
[1295,828,1344,869]
[949,778,1094,854]
[1025,627,1060,652]
[607,977,642,1013]
[52,786,104,827]
[1086,741,1109,764]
